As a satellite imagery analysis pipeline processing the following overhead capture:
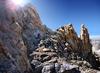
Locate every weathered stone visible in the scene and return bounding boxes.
[43,48,52,52]
[47,58,57,63]
[59,63,79,73]
[80,24,92,56]
[31,60,41,66]
[42,63,55,73]
[55,63,61,73]
[0,1,46,73]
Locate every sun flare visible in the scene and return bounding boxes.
[6,0,32,11]
[10,0,31,7]
[11,0,23,6]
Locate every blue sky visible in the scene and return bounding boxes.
[32,0,100,36]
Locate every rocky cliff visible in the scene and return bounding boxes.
[0,1,46,73]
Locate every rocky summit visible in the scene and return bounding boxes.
[0,1,100,73]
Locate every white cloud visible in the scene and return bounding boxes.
[90,35,100,39]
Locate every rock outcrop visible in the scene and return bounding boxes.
[0,1,46,73]
[80,24,92,56]
[30,24,100,73]
[57,24,80,52]
[43,24,92,59]
[55,24,94,61]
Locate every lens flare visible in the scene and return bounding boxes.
[6,0,32,11]
[11,0,23,6]
[10,0,31,7]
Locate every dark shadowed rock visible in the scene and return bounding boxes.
[42,63,55,73]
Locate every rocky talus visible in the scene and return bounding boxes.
[30,24,100,73]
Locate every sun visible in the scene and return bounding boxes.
[10,0,30,7]
[6,0,32,11]
[11,0,23,6]
[11,0,25,6]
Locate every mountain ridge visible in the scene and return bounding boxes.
[0,2,100,73]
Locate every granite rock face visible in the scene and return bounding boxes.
[0,1,46,73]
